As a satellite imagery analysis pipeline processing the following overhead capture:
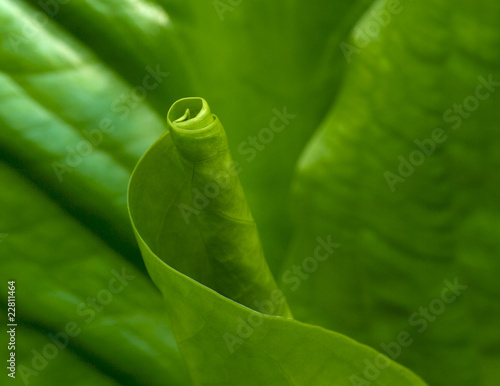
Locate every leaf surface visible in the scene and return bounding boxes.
[0,161,190,385]
[128,97,427,386]
[284,0,500,384]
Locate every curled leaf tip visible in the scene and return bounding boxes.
[174,108,191,123]
[168,97,213,131]
[167,97,224,161]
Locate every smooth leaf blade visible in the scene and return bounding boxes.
[129,97,291,318]
[128,97,427,385]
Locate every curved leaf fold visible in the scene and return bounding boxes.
[128,97,427,385]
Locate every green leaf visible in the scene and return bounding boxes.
[8,0,494,383]
[0,161,190,385]
[0,0,169,262]
[8,324,120,385]
[130,97,292,318]
[128,97,427,385]
[284,0,500,385]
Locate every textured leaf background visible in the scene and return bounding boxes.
[0,0,498,384]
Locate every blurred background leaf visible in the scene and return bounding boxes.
[283,0,500,385]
